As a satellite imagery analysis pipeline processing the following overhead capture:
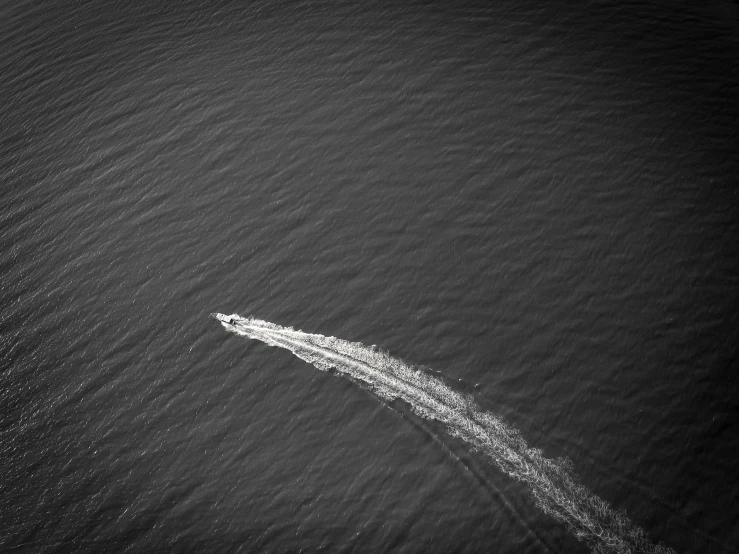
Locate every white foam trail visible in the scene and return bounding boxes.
[217,314,674,554]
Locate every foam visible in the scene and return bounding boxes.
[218,315,673,554]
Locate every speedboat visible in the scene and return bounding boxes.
[211,312,237,326]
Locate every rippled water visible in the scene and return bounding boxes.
[2,1,737,552]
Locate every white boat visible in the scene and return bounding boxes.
[210,312,238,327]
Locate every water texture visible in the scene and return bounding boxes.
[2,0,738,552]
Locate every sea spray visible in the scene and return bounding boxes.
[214,314,673,554]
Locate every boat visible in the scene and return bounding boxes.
[211,312,237,326]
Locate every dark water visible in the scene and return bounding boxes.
[2,1,737,552]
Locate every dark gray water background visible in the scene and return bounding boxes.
[2,1,738,552]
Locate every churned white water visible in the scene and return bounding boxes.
[218,315,674,554]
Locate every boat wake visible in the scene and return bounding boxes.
[214,314,673,554]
